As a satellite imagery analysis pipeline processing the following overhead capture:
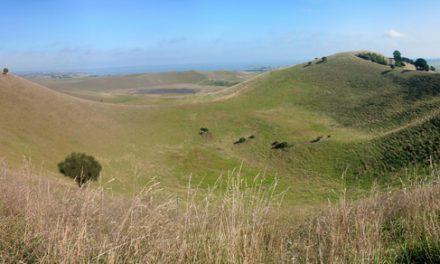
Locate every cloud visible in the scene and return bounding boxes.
[385,29,405,38]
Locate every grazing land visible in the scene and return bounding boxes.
[2,51,440,262]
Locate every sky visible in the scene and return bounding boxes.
[1,0,440,72]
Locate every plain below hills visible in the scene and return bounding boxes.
[27,70,258,104]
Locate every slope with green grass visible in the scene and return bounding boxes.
[2,52,440,205]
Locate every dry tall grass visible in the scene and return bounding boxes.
[0,160,288,263]
[3,161,440,263]
[290,174,440,263]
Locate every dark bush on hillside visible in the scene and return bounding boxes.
[431,66,436,71]
[309,136,323,143]
[233,137,246,145]
[2,68,8,74]
[356,52,387,65]
[402,57,415,64]
[199,128,209,134]
[395,61,405,67]
[316,57,328,64]
[415,58,430,71]
[58,153,102,187]
[271,141,290,150]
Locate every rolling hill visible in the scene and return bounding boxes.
[1,51,440,204]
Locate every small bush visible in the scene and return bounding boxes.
[58,152,102,187]
[199,127,209,134]
[2,68,8,74]
[271,141,289,150]
[234,137,247,145]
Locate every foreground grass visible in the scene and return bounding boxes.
[0,161,288,263]
[2,162,440,263]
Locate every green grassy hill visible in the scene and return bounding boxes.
[2,51,440,204]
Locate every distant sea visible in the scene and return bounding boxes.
[16,60,302,76]
[428,59,440,70]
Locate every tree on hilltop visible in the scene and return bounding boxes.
[393,50,402,62]
[415,58,430,71]
[393,50,405,67]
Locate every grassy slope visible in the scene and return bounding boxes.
[2,52,440,205]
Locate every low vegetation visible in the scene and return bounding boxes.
[0,162,287,263]
[357,52,387,65]
[291,172,440,263]
[2,162,440,263]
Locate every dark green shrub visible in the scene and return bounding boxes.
[271,141,289,150]
[393,50,402,62]
[356,52,387,65]
[199,127,209,135]
[233,137,246,145]
[415,58,430,71]
[58,152,102,187]
[309,136,323,143]
[2,68,8,74]
[316,57,328,64]
[395,61,405,67]
[402,57,414,64]
[431,66,436,71]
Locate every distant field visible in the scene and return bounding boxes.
[28,70,259,104]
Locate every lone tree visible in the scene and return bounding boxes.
[58,152,102,187]
[415,58,430,71]
[393,50,402,62]
[2,68,8,74]
[431,66,436,71]
[393,50,404,67]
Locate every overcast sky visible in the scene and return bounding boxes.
[1,0,440,72]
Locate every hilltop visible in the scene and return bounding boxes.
[1,51,440,202]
